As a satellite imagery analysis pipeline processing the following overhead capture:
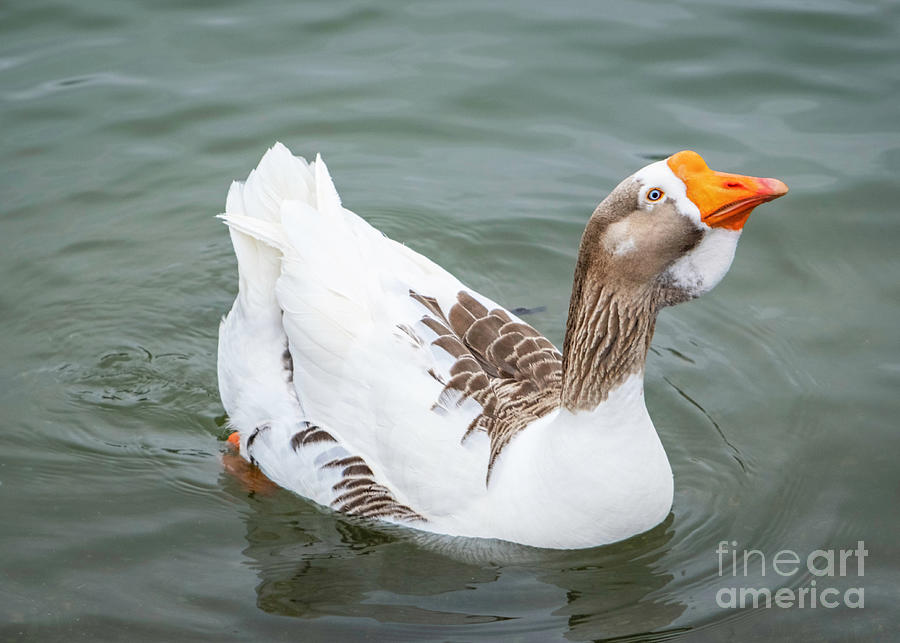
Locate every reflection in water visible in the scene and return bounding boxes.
[221,455,686,640]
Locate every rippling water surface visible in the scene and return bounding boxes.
[2,0,898,640]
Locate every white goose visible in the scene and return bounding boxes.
[217,144,787,549]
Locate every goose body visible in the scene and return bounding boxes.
[217,143,787,549]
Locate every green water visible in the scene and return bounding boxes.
[2,0,898,640]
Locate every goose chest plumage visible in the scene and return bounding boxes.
[217,144,788,549]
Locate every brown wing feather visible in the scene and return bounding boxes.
[280,426,425,522]
[409,289,563,481]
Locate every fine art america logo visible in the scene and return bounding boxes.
[715,541,867,609]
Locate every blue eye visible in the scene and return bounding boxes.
[647,188,664,202]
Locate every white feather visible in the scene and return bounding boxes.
[665,227,741,297]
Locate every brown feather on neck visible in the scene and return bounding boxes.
[561,261,658,411]
[561,220,659,409]
[561,188,701,411]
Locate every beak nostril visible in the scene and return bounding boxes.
[726,181,743,189]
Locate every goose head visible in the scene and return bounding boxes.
[562,151,788,409]
[583,150,789,305]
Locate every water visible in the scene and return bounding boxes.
[2,0,898,639]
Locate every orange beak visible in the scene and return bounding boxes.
[667,151,789,231]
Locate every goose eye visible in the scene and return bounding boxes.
[646,188,664,202]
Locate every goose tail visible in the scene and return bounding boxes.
[219,141,340,310]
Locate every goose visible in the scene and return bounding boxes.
[217,144,788,549]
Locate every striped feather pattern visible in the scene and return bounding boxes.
[410,289,563,479]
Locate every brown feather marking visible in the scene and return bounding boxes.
[313,443,425,521]
[444,371,476,394]
[411,289,564,482]
[291,424,330,450]
[323,456,366,469]
[302,429,337,445]
[330,473,424,521]
[485,332,523,375]
[463,372,491,400]
[464,314,507,359]
[432,335,469,358]
[342,463,374,477]
[288,424,424,522]
[421,316,450,336]
[333,486,376,510]
[332,477,372,492]
[449,356,481,377]
[448,304,477,338]
[409,291,446,321]
[457,290,489,318]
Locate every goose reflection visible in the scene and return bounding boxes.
[221,452,686,640]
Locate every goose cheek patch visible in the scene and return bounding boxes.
[603,220,637,257]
